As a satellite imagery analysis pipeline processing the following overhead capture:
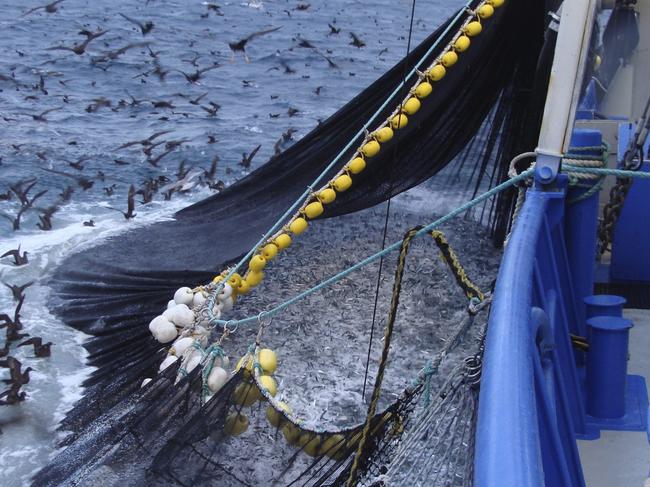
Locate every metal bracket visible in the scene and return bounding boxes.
[534,149,563,186]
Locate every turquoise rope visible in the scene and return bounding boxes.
[212,169,535,327]
[563,165,650,178]
[206,2,475,318]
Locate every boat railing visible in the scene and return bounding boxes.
[474,183,588,486]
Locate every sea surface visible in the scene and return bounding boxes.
[0,0,467,484]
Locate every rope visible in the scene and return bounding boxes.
[363,0,419,401]
[347,227,419,486]
[210,169,534,328]
[429,230,484,301]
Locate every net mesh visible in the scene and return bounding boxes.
[35,0,552,484]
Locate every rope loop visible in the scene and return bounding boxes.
[223,319,238,334]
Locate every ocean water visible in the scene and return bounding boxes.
[0,0,467,484]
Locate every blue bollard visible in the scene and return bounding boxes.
[564,129,603,336]
[585,316,634,419]
[584,294,626,319]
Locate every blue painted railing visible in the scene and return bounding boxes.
[474,184,588,486]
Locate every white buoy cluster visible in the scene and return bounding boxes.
[141,284,237,387]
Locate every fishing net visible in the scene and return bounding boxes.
[37,0,553,484]
[36,218,491,486]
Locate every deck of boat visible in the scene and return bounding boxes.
[577,308,650,486]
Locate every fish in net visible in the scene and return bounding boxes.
[35,0,553,484]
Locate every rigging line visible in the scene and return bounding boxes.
[362,0,419,401]
[211,169,535,328]
[211,2,474,295]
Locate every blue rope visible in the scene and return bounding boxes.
[211,169,535,327]
[207,2,476,316]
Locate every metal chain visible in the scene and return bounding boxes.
[598,177,633,254]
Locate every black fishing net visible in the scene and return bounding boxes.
[36,212,492,486]
[37,0,551,485]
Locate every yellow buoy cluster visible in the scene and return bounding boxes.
[274,414,352,459]
[207,0,505,317]
[274,409,394,459]
[224,348,279,436]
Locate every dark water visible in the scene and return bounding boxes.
[0,0,466,483]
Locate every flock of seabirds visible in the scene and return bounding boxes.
[0,0,390,414]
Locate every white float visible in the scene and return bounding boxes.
[184,349,203,374]
[174,287,194,306]
[192,291,207,309]
[170,336,195,356]
[159,354,178,371]
[207,366,229,393]
[152,318,178,343]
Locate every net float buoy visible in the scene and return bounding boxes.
[465,21,482,37]
[238,280,251,295]
[233,383,258,406]
[317,188,337,204]
[220,296,235,312]
[322,434,347,459]
[249,255,267,272]
[245,270,264,288]
[152,318,178,343]
[159,354,178,372]
[267,401,292,428]
[170,336,194,356]
[257,375,277,397]
[289,217,308,235]
[192,292,206,309]
[390,113,408,129]
[478,4,494,18]
[427,64,446,81]
[414,82,432,99]
[373,126,394,143]
[174,287,194,306]
[207,366,229,394]
[141,378,152,388]
[274,233,292,250]
[184,349,203,374]
[218,283,233,300]
[258,348,277,374]
[303,435,322,457]
[454,35,471,52]
[442,51,458,67]
[149,315,169,334]
[167,299,176,310]
[236,356,253,377]
[224,413,249,436]
[305,201,324,219]
[333,174,353,192]
[227,273,242,289]
[347,157,366,174]
[167,304,195,328]
[282,422,301,445]
[212,275,224,284]
[488,0,504,6]
[361,140,380,157]
[262,243,279,260]
[402,97,421,115]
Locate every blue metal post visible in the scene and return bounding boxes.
[584,294,626,319]
[585,316,634,419]
[564,129,603,336]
